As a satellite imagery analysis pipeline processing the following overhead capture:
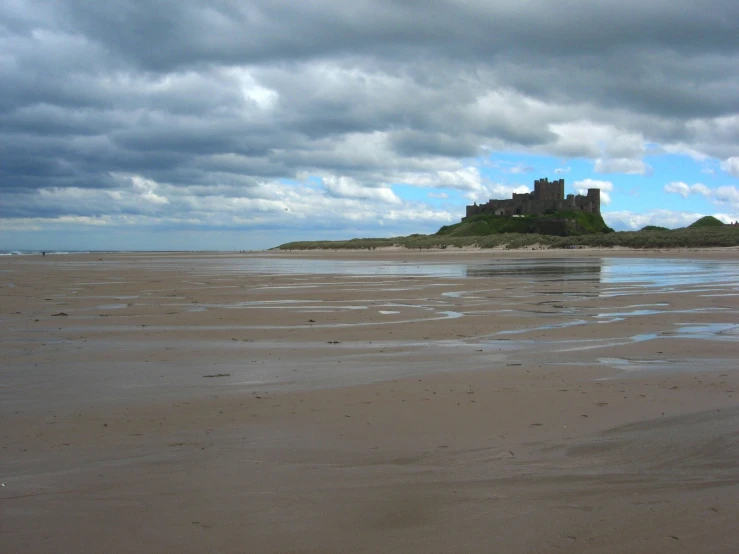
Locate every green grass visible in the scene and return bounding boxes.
[436,211,612,237]
[277,226,739,250]
[688,216,724,228]
[640,225,671,231]
[276,215,739,250]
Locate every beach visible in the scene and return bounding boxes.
[2,249,739,553]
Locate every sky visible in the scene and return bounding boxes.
[1,1,739,251]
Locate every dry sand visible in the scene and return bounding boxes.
[1,249,738,553]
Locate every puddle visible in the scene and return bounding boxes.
[550,323,739,355]
[442,291,467,298]
[497,319,587,335]
[68,310,465,332]
[73,282,132,286]
[257,284,321,289]
[96,303,129,310]
[549,334,659,353]
[232,300,311,305]
[672,323,739,339]
[594,357,676,369]
[595,307,727,319]
[631,333,660,342]
[597,357,632,366]
[596,309,666,318]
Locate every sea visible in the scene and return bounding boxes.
[0,250,84,256]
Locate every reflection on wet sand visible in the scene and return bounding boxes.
[2,252,739,554]
[3,254,738,405]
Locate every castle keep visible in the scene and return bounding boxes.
[465,178,600,219]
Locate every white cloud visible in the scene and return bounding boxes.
[574,178,613,192]
[34,178,174,216]
[690,183,712,196]
[130,176,170,205]
[574,178,613,204]
[464,182,530,204]
[664,181,723,199]
[664,181,692,198]
[55,215,109,225]
[720,157,739,177]
[383,207,455,222]
[661,143,710,161]
[8,173,460,236]
[714,185,739,208]
[428,192,449,199]
[396,167,485,192]
[0,219,43,231]
[662,181,739,213]
[548,123,651,177]
[507,163,534,174]
[321,176,401,204]
[714,213,739,224]
[604,209,706,231]
[594,158,650,175]
[225,67,279,110]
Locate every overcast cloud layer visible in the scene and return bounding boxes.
[2,1,739,249]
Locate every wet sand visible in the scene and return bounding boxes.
[2,249,739,553]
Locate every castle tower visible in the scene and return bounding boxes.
[555,178,565,201]
[533,177,565,202]
[587,188,601,213]
[534,178,545,200]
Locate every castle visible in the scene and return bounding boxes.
[465,178,600,219]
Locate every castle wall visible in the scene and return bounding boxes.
[463,179,600,220]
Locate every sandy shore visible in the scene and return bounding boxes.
[2,250,738,553]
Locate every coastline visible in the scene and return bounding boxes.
[8,243,738,261]
[263,244,739,260]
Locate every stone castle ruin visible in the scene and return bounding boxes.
[465,178,600,219]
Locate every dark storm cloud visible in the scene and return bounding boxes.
[54,1,738,69]
[1,0,738,222]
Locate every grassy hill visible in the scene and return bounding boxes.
[276,215,739,250]
[688,216,724,228]
[640,225,670,232]
[436,211,613,237]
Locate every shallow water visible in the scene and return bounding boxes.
[56,255,739,291]
[5,255,738,411]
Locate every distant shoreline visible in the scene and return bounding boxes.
[3,246,738,263]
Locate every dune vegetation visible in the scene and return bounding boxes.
[276,214,739,250]
[688,215,725,228]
